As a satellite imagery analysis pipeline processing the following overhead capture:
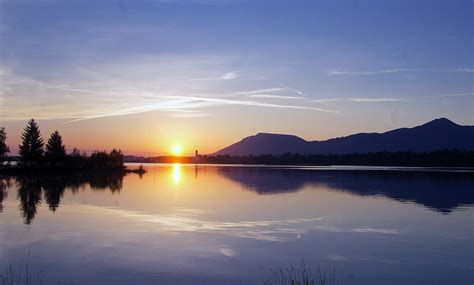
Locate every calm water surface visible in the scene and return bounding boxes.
[0,164,473,284]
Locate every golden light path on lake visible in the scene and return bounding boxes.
[172,163,182,185]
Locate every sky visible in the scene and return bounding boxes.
[0,0,472,156]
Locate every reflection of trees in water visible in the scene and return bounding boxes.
[42,176,68,212]
[88,175,122,193]
[13,172,125,224]
[0,177,11,212]
[17,176,42,224]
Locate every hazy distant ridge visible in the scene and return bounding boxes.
[213,118,474,155]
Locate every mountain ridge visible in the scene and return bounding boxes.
[213,118,474,156]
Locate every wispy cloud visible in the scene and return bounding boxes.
[313,92,474,104]
[230,87,287,96]
[188,71,238,81]
[246,94,307,100]
[3,53,470,123]
[421,92,474,99]
[328,68,474,76]
[275,82,306,96]
[0,58,339,122]
[348,98,405,102]
[313,97,405,103]
[54,88,339,123]
[170,112,213,118]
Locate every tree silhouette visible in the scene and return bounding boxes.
[0,127,9,161]
[18,119,44,166]
[88,149,124,169]
[109,149,124,168]
[68,147,85,169]
[89,151,109,168]
[71,147,81,157]
[45,130,67,166]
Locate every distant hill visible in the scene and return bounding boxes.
[213,118,474,155]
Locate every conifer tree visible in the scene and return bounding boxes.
[0,127,9,161]
[45,131,67,165]
[18,119,44,166]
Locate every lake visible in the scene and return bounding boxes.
[0,164,473,284]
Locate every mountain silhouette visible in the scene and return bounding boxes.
[214,118,474,155]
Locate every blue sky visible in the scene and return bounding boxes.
[0,0,472,155]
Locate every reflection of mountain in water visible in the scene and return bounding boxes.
[1,172,125,224]
[217,167,474,214]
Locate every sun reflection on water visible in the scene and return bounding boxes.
[172,163,181,185]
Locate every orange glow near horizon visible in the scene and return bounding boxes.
[2,111,408,157]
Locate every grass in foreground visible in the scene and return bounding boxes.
[2,255,340,285]
[0,253,44,285]
[260,260,343,285]
[0,253,74,285]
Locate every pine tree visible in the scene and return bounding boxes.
[18,119,44,166]
[45,130,67,166]
[0,127,9,161]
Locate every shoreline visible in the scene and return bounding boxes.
[0,165,145,176]
[1,163,473,175]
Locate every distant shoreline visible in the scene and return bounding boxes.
[122,150,474,168]
[4,150,473,170]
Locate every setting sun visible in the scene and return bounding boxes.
[171,144,183,156]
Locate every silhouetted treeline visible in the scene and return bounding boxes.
[141,149,474,167]
[66,148,125,170]
[1,119,125,171]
